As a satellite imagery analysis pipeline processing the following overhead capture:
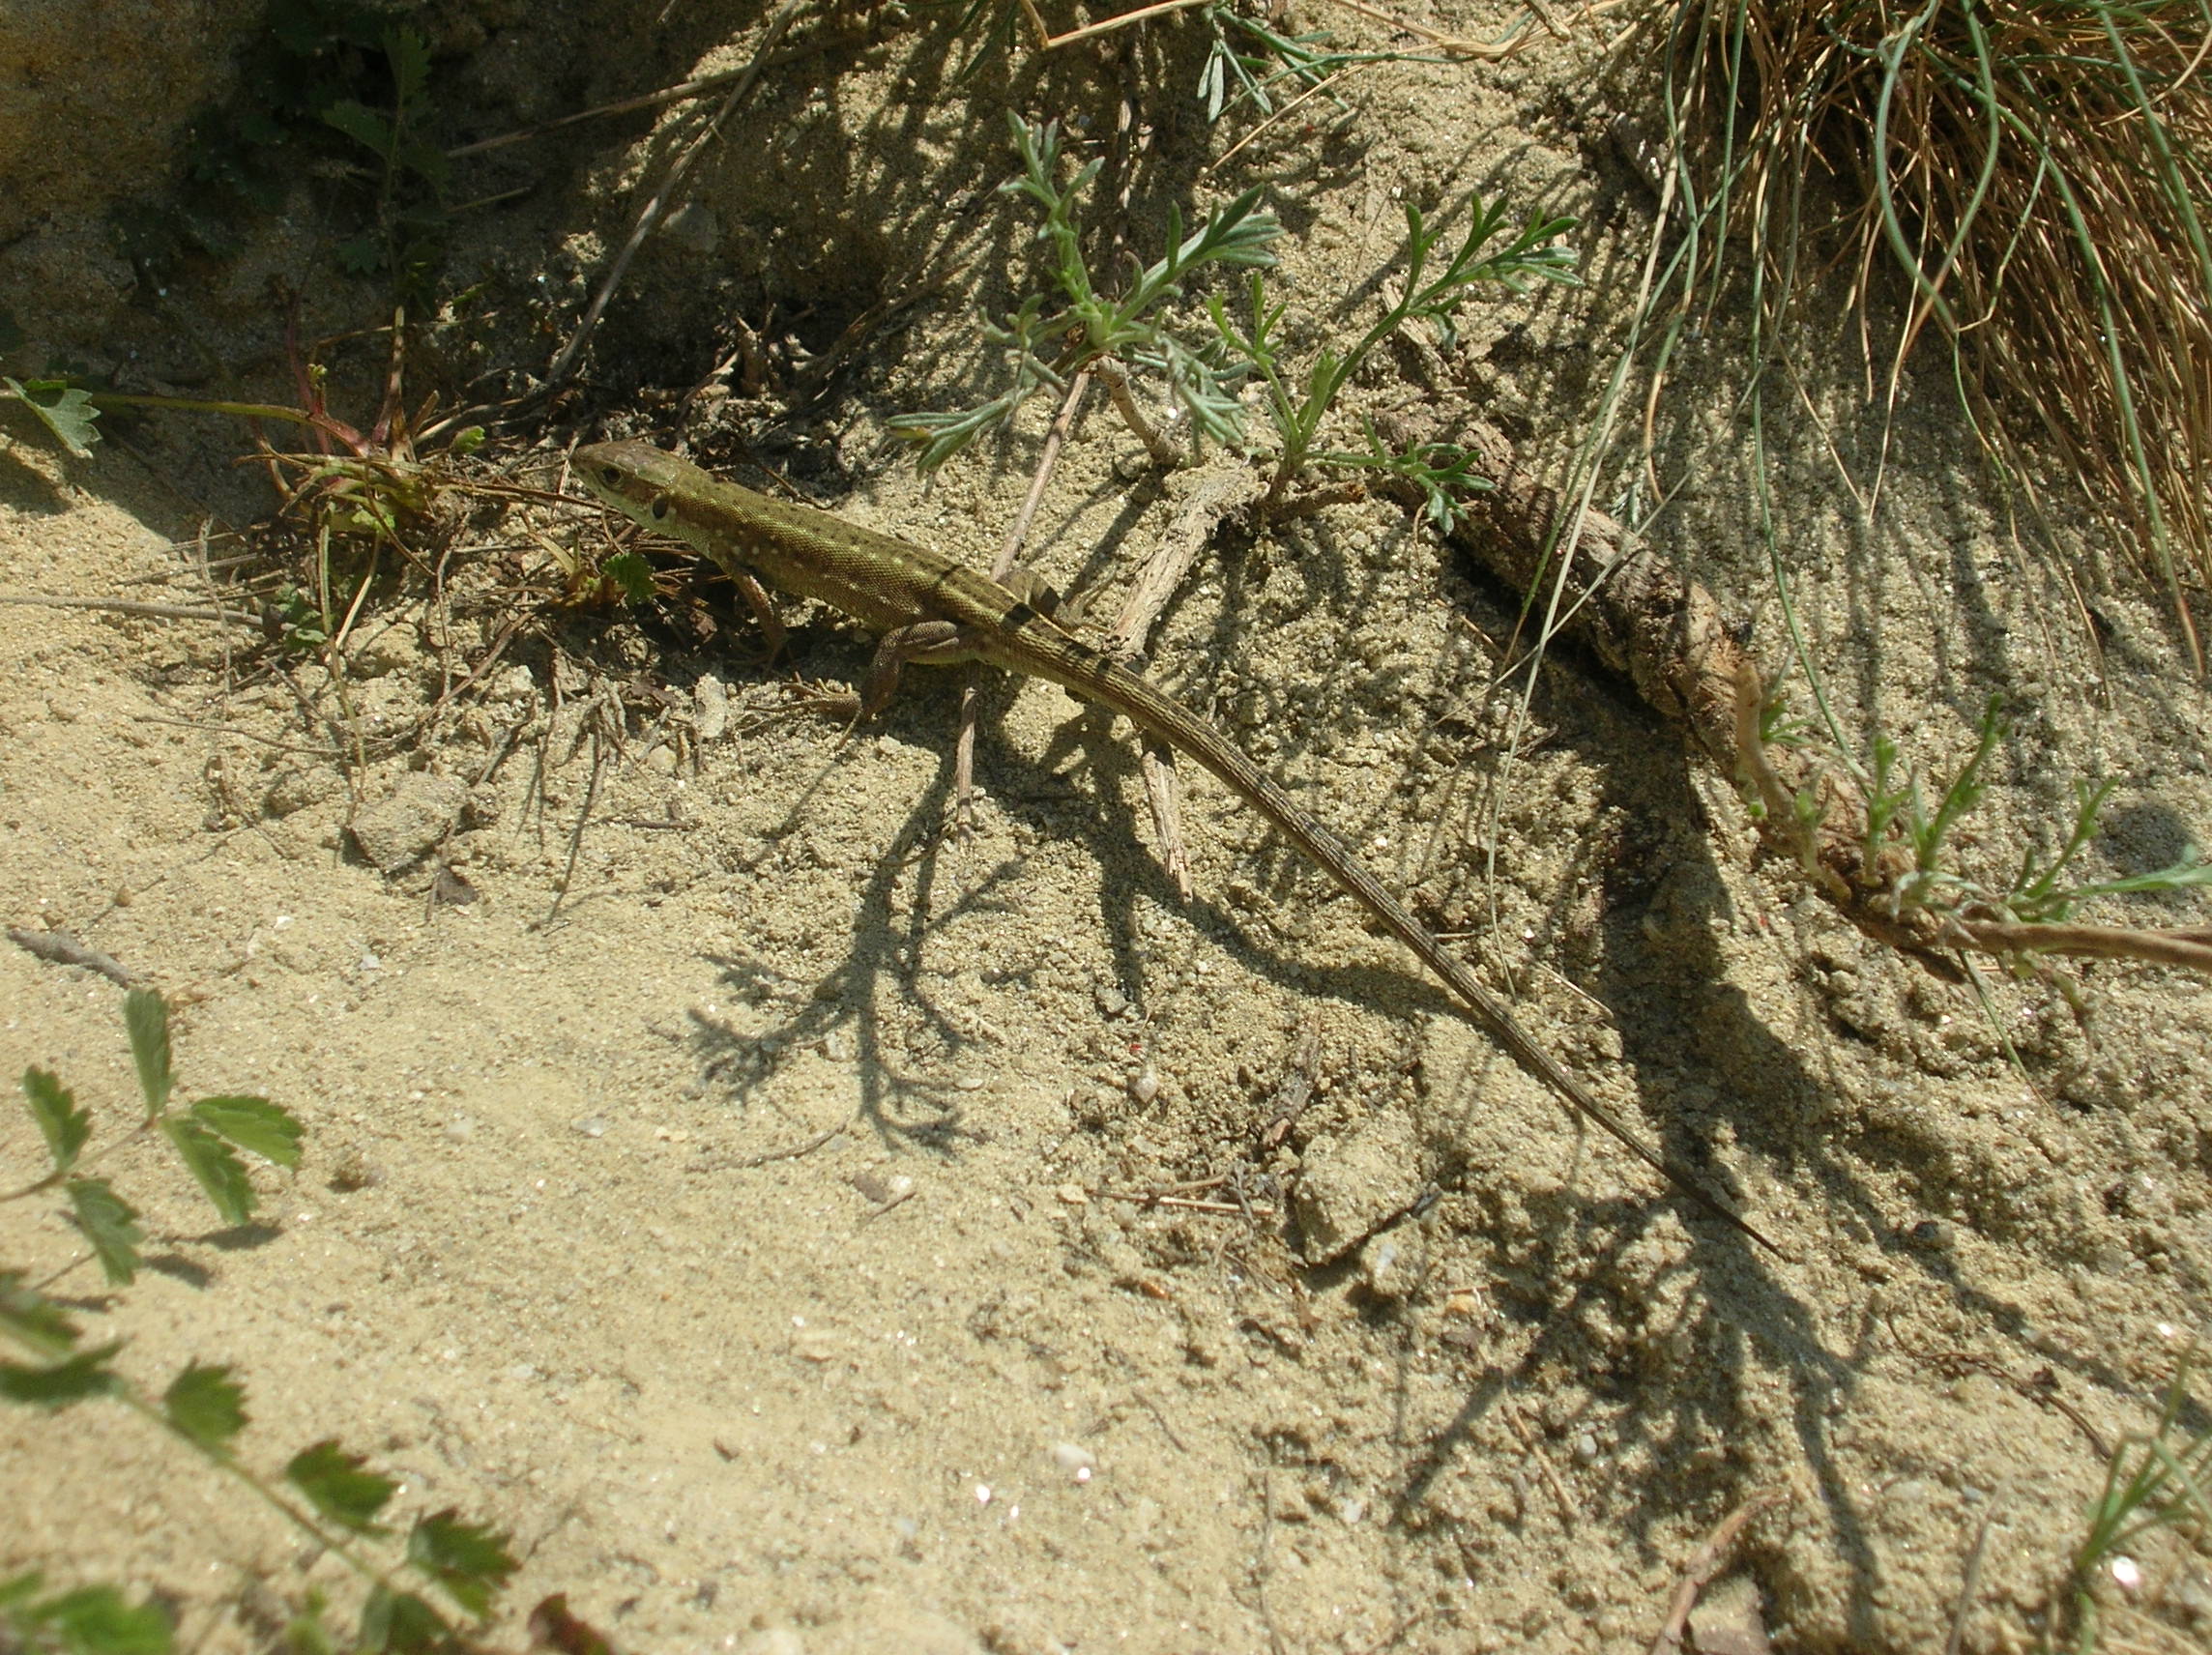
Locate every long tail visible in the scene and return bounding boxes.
[1080,653,1777,1254]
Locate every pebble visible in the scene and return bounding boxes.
[693,672,730,740]
[736,1632,807,1655]
[1686,1575,1773,1655]
[348,773,466,872]
[1360,1234,1408,1297]
[1050,1441,1096,1479]
[571,1116,608,1139]
[2170,1563,2212,1619]
[1293,1108,1423,1263]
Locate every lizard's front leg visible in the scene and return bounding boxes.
[859,570,1067,716]
[858,620,975,716]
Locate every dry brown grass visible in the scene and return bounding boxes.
[1656,0,2212,666]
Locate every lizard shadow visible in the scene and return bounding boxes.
[1383,612,2171,1640]
[684,749,1028,1156]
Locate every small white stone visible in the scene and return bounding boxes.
[1051,1441,1096,1478]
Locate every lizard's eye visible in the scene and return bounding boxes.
[598,466,621,487]
[651,493,672,520]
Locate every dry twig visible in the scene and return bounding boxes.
[1647,1490,1786,1655]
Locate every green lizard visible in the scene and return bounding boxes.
[574,439,1772,1251]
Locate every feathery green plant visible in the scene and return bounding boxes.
[1196,8,1443,124]
[118,2,450,302]
[2057,1343,2211,1652]
[890,113,1279,470]
[1,1268,523,1654]
[2,992,540,1655]
[5,990,303,1283]
[897,114,1573,524]
[1753,689,2212,939]
[1212,192,1578,508]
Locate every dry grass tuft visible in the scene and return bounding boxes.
[1657,0,2212,667]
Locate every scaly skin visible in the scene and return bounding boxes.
[574,439,1772,1251]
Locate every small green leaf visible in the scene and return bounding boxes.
[0,1273,76,1359]
[191,1096,304,1169]
[322,101,394,160]
[163,1361,248,1452]
[282,1588,337,1655]
[0,1571,44,1609]
[286,1440,396,1535]
[161,1116,255,1227]
[447,426,486,456]
[357,1587,451,1655]
[1,377,101,459]
[601,552,654,605]
[0,1343,122,1408]
[123,990,172,1118]
[21,1067,91,1175]
[15,1582,173,1655]
[386,28,432,105]
[406,1511,518,1619]
[335,236,385,276]
[66,1178,142,1286]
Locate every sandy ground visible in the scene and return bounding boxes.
[4,5,2210,1653]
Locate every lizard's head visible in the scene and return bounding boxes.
[573,439,693,526]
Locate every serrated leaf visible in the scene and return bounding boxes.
[123,989,172,1117]
[2,377,101,460]
[0,1272,76,1359]
[357,1586,451,1655]
[335,235,385,276]
[406,1511,517,1619]
[385,28,431,108]
[163,1361,248,1452]
[161,1116,255,1227]
[17,1583,173,1655]
[601,552,654,605]
[322,100,393,159]
[66,1178,142,1286]
[286,1440,395,1535]
[191,1096,304,1169]
[0,1343,121,1408]
[21,1067,91,1175]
